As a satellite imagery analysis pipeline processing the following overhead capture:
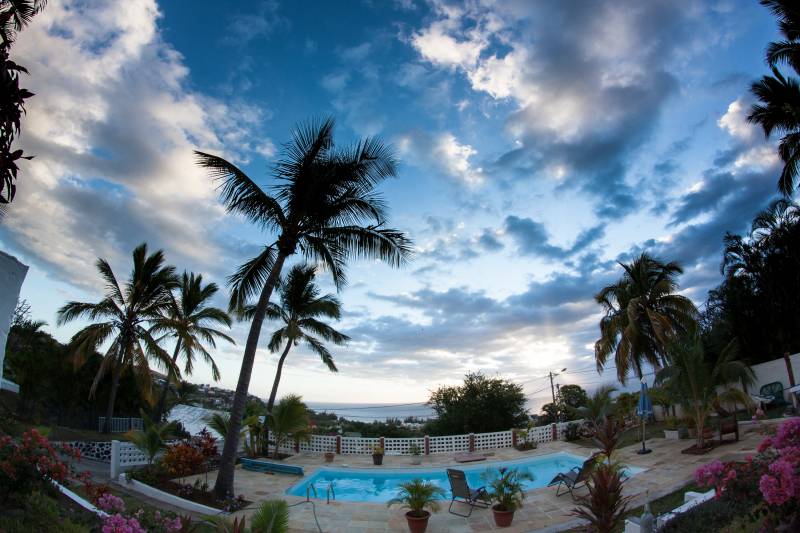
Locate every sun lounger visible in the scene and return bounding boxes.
[547,454,597,498]
[446,468,489,517]
[240,457,304,476]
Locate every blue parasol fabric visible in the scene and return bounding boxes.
[637,379,653,417]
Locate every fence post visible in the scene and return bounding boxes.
[511,428,518,448]
[110,440,120,481]
[335,435,341,454]
[379,436,385,451]
[468,433,475,452]
[294,436,300,453]
[424,435,430,455]
[551,423,558,441]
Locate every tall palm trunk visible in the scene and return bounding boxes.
[266,340,293,414]
[214,253,287,500]
[103,361,123,434]
[154,339,183,422]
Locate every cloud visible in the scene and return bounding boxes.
[718,98,757,142]
[397,131,485,186]
[222,1,287,46]
[408,0,708,219]
[0,0,269,289]
[504,216,604,260]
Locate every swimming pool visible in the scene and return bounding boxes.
[286,452,644,503]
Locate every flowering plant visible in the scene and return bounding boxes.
[102,513,146,533]
[97,492,126,513]
[162,441,205,480]
[694,418,800,529]
[0,429,73,501]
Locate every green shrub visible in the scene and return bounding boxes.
[564,422,581,442]
[0,491,92,533]
[659,499,739,533]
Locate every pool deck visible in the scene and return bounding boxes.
[185,421,780,532]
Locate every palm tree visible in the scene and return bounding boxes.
[748,1,800,196]
[656,328,755,449]
[578,385,617,430]
[125,411,177,465]
[250,500,290,533]
[58,243,178,433]
[268,395,311,459]
[255,264,349,414]
[0,0,47,45]
[150,272,234,421]
[594,253,697,384]
[195,117,412,498]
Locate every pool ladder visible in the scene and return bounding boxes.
[306,481,336,504]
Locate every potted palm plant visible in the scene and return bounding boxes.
[485,468,531,527]
[409,444,422,465]
[387,479,444,533]
[372,443,384,465]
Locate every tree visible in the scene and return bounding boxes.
[748,0,800,196]
[710,200,800,362]
[57,243,178,433]
[594,253,697,384]
[578,385,618,430]
[150,272,234,421]
[0,0,46,217]
[268,395,310,459]
[656,327,755,449]
[195,117,412,498]
[251,500,290,533]
[256,264,349,414]
[427,373,528,435]
[559,384,588,419]
[125,411,177,465]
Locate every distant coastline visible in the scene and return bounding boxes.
[306,401,435,423]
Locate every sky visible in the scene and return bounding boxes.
[0,0,788,411]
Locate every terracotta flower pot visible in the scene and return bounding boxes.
[324,452,335,463]
[373,453,384,465]
[405,511,430,533]
[492,505,515,527]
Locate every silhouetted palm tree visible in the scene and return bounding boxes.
[57,244,178,433]
[748,1,800,196]
[268,395,310,459]
[594,253,697,384]
[253,264,349,414]
[150,272,234,421]
[195,117,412,498]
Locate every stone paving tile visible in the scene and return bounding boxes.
[181,419,791,532]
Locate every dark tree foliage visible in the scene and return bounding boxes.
[0,1,46,214]
[703,200,800,363]
[426,372,528,435]
[4,319,147,424]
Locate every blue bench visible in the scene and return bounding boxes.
[240,458,304,476]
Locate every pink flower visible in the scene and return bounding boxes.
[96,493,125,513]
[759,459,800,506]
[773,418,800,450]
[695,460,726,489]
[758,436,774,453]
[101,514,145,533]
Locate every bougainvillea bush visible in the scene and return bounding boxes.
[694,418,800,530]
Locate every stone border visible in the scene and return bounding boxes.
[116,474,225,516]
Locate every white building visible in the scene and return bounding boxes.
[0,251,28,393]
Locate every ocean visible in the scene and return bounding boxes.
[305,401,436,423]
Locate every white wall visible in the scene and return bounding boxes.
[0,251,28,390]
[745,352,800,402]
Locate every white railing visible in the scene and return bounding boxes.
[98,417,143,433]
[107,421,584,476]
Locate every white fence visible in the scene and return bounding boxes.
[98,417,143,433]
[107,421,583,477]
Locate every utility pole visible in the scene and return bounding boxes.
[549,372,557,405]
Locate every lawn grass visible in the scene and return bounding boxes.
[622,481,702,527]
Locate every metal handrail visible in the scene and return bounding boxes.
[326,482,335,504]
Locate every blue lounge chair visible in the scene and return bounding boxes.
[240,458,304,476]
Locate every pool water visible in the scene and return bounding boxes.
[286,452,643,503]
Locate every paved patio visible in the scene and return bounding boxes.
[184,421,781,532]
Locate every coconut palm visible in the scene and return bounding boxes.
[268,395,311,459]
[748,1,800,196]
[195,117,412,498]
[150,272,234,421]
[254,264,349,414]
[594,253,697,384]
[656,327,755,449]
[250,500,289,533]
[57,243,178,433]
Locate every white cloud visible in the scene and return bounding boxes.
[4,0,267,288]
[718,98,758,141]
[433,133,485,186]
[733,145,780,172]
